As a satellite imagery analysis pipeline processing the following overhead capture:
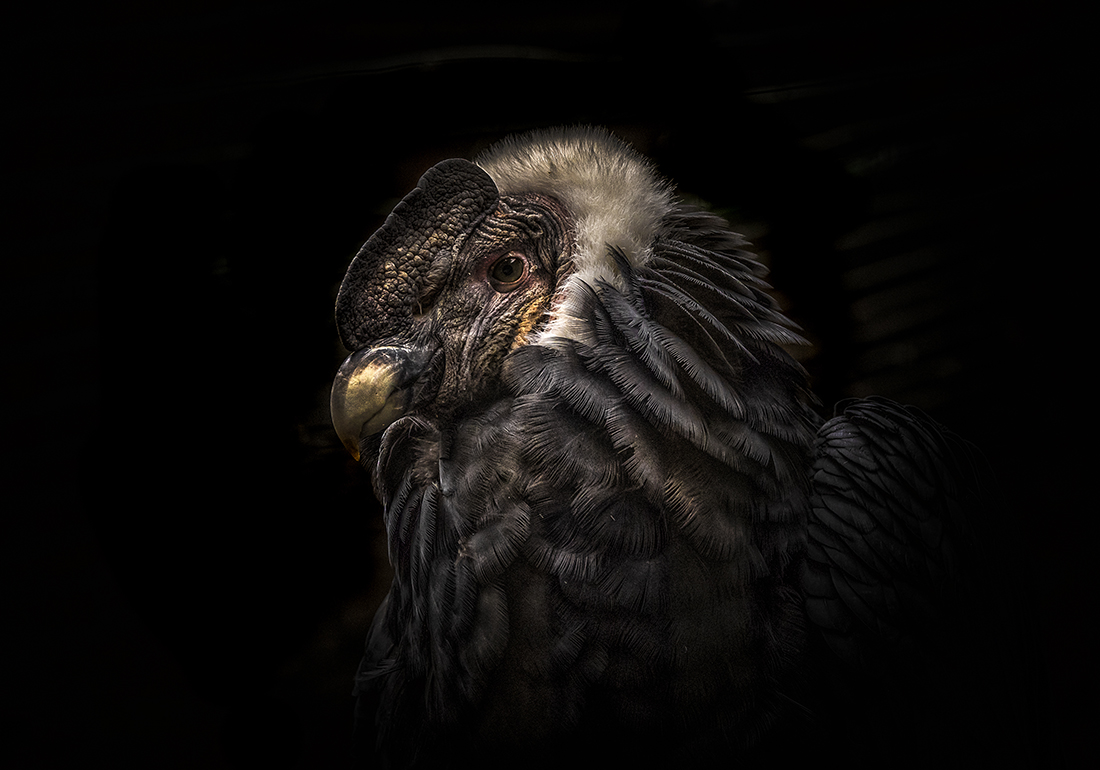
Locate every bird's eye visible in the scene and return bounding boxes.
[488,253,528,292]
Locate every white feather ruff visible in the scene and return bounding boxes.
[476,127,675,342]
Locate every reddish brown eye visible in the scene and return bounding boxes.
[488,253,527,291]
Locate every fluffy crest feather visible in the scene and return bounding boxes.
[477,127,675,342]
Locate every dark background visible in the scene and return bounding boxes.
[4,1,1089,767]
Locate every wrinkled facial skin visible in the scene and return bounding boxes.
[404,193,571,423]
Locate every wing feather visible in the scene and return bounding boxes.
[804,398,977,663]
[800,397,1037,767]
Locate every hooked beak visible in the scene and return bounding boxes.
[330,345,431,461]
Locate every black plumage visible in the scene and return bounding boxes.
[330,127,1034,768]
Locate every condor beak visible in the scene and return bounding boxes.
[330,346,431,461]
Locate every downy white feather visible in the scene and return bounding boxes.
[476,127,675,343]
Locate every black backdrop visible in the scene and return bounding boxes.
[5,2,1089,767]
